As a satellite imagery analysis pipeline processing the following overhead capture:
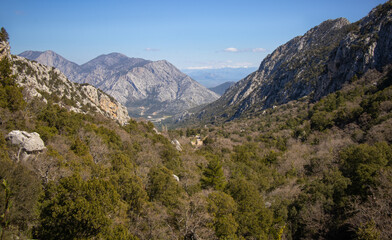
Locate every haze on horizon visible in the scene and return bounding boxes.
[0,0,387,70]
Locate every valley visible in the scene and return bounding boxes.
[1,1,392,240]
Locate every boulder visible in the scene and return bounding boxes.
[6,130,45,152]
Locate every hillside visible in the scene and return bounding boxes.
[20,51,219,119]
[181,2,392,124]
[6,45,130,125]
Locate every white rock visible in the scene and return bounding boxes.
[6,130,45,152]
[172,174,180,182]
[171,139,182,152]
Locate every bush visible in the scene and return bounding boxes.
[0,58,26,112]
[35,174,119,240]
[310,111,334,131]
[339,142,392,197]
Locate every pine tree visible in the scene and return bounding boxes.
[201,155,226,191]
[0,28,8,42]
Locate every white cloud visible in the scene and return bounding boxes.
[184,61,257,70]
[222,47,267,53]
[224,47,239,52]
[185,66,215,70]
[144,48,160,52]
[252,48,266,52]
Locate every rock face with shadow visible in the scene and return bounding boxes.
[186,2,392,123]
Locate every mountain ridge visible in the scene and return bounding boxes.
[19,50,219,118]
[180,3,392,124]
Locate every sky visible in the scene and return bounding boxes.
[0,0,388,70]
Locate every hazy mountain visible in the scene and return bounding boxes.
[181,3,392,124]
[182,67,256,88]
[19,51,219,118]
[208,81,236,95]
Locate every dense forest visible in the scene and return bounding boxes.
[1,5,392,239]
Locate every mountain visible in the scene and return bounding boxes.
[182,67,256,88]
[183,2,392,124]
[19,51,219,119]
[11,45,130,125]
[208,81,236,95]
[19,50,81,78]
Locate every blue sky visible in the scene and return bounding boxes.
[1,0,387,69]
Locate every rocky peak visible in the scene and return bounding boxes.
[81,53,150,70]
[19,50,81,78]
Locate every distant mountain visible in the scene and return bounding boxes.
[19,50,81,78]
[19,51,219,118]
[179,2,392,124]
[182,67,256,88]
[208,81,236,95]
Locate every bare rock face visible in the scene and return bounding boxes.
[12,55,130,125]
[187,2,392,123]
[6,130,45,152]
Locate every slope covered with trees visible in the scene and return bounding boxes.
[1,2,392,239]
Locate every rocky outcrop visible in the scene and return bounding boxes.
[12,55,130,125]
[187,1,392,123]
[19,52,220,118]
[6,130,45,153]
[171,139,182,152]
[0,40,11,60]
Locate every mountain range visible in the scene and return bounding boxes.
[180,3,392,124]
[208,81,236,95]
[19,51,219,119]
[182,67,256,88]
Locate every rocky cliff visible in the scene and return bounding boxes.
[10,49,130,125]
[187,1,392,123]
[19,52,220,118]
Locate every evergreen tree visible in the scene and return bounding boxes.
[227,177,273,239]
[201,154,226,191]
[0,28,8,42]
[0,56,25,111]
[208,191,239,239]
[147,165,183,208]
